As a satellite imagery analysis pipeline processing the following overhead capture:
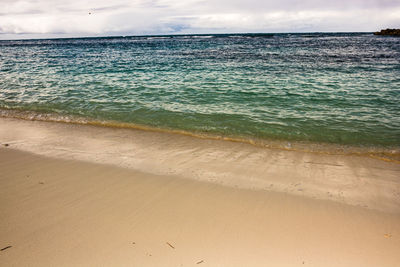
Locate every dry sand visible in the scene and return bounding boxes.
[1,117,400,266]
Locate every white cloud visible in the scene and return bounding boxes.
[0,0,399,39]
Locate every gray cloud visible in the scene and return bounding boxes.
[0,10,45,16]
[0,0,399,39]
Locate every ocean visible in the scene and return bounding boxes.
[0,33,399,157]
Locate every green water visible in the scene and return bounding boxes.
[0,33,399,149]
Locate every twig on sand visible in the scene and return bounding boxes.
[196,260,204,264]
[166,242,175,249]
[1,246,12,251]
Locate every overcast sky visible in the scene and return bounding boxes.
[1,0,400,39]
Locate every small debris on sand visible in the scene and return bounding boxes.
[1,246,12,251]
[3,144,9,147]
[166,242,175,249]
[39,182,44,185]
[196,260,204,264]
[384,233,392,238]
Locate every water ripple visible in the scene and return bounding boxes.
[0,33,399,148]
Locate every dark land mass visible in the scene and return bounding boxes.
[374,29,400,36]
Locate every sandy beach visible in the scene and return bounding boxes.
[1,117,400,266]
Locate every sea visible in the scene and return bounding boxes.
[1,33,399,159]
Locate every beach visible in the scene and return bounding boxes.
[1,30,400,267]
[1,117,400,266]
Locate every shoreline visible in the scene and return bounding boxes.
[1,108,399,163]
[1,116,400,214]
[1,148,400,266]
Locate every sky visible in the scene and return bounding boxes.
[1,0,400,39]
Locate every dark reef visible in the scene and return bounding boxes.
[374,29,400,36]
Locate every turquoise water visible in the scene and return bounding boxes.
[0,33,399,150]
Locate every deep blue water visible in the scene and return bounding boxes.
[0,33,399,149]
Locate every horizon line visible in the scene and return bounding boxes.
[0,31,379,41]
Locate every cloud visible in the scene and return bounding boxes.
[0,0,399,39]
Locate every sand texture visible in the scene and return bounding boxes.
[1,117,400,213]
[1,117,400,266]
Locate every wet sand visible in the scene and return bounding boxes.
[1,117,399,213]
[1,117,400,266]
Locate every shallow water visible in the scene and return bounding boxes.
[1,33,399,150]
